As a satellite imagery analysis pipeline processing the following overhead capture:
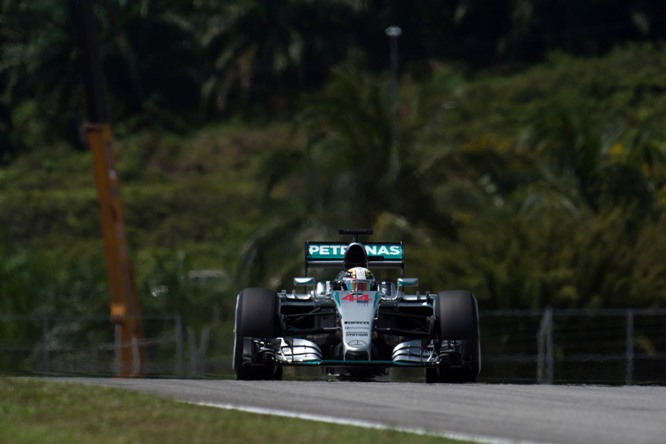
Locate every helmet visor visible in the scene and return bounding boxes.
[344,279,370,291]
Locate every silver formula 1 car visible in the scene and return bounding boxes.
[232,228,481,383]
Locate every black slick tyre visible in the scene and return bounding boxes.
[429,290,481,383]
[232,287,282,380]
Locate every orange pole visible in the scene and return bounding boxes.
[86,123,143,377]
[73,0,143,377]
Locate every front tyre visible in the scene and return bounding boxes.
[232,288,282,380]
[428,290,481,383]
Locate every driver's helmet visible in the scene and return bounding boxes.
[342,267,375,292]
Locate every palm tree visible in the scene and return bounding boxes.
[1,1,83,151]
[236,70,463,288]
[525,106,660,215]
[194,1,361,115]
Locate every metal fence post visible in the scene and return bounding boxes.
[114,323,121,375]
[41,315,50,375]
[131,334,140,377]
[175,314,184,378]
[537,307,554,384]
[626,309,634,386]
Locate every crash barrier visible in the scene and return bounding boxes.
[1,309,665,384]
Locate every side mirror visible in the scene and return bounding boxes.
[397,277,419,287]
[379,281,398,300]
[294,277,315,286]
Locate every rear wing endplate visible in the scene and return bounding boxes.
[305,241,404,275]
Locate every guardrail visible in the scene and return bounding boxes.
[2,309,666,384]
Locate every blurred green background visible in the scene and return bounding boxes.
[1,1,666,377]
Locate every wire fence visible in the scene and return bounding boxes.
[0,315,186,378]
[480,308,666,385]
[1,309,665,384]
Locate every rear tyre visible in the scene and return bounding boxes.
[429,290,481,383]
[232,288,282,380]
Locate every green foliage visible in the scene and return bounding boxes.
[6,2,666,156]
[3,2,666,379]
[139,250,232,324]
[415,203,666,310]
[240,48,666,308]
[0,43,665,340]
[0,229,110,372]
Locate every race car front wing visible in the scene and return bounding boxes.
[240,336,467,368]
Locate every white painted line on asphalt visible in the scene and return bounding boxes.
[189,401,545,444]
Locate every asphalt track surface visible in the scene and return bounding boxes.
[55,377,666,443]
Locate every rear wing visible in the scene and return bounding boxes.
[305,241,404,275]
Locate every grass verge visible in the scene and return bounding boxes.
[0,377,470,444]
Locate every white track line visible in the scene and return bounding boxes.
[189,401,545,444]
